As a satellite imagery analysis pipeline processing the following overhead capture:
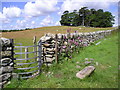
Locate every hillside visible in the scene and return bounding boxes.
[2,26,116,45]
[5,30,118,88]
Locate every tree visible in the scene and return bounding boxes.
[60,10,70,26]
[79,7,88,26]
[102,11,115,27]
[60,10,79,26]
[70,10,80,26]
[60,7,115,27]
[90,9,115,27]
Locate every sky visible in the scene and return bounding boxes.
[0,0,119,30]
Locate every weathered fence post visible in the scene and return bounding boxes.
[11,39,14,67]
[25,47,28,59]
[20,47,22,59]
[33,36,36,45]
[33,36,37,55]
[55,34,58,63]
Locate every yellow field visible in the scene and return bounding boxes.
[2,26,116,45]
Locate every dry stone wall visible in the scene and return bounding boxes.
[0,29,116,88]
[40,29,115,63]
[0,38,14,88]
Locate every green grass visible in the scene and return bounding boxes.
[5,30,118,88]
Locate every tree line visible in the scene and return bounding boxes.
[0,28,31,32]
[60,7,115,27]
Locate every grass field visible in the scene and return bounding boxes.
[5,29,118,88]
[2,26,116,46]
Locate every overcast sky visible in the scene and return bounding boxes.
[0,0,119,30]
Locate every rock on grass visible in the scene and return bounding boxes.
[76,66,95,79]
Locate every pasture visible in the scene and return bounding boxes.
[1,26,118,88]
[5,29,118,88]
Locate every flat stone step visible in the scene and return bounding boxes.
[76,66,95,79]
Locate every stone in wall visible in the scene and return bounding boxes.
[43,43,55,48]
[44,57,55,63]
[0,73,11,82]
[2,47,12,51]
[0,81,7,88]
[0,38,11,46]
[1,51,12,57]
[45,55,53,58]
[0,66,13,74]
[46,33,55,38]
[57,33,62,39]
[51,40,56,43]
[1,58,12,66]
[46,48,56,52]
[40,36,52,42]
[43,43,51,47]
[46,51,55,55]
[64,42,68,46]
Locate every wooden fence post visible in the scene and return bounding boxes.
[60,35,64,54]
[33,36,36,45]
[55,34,58,63]
[25,47,28,59]
[10,39,14,67]
[33,36,37,56]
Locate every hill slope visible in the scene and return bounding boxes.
[2,26,116,45]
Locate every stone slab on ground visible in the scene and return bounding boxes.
[76,66,95,79]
